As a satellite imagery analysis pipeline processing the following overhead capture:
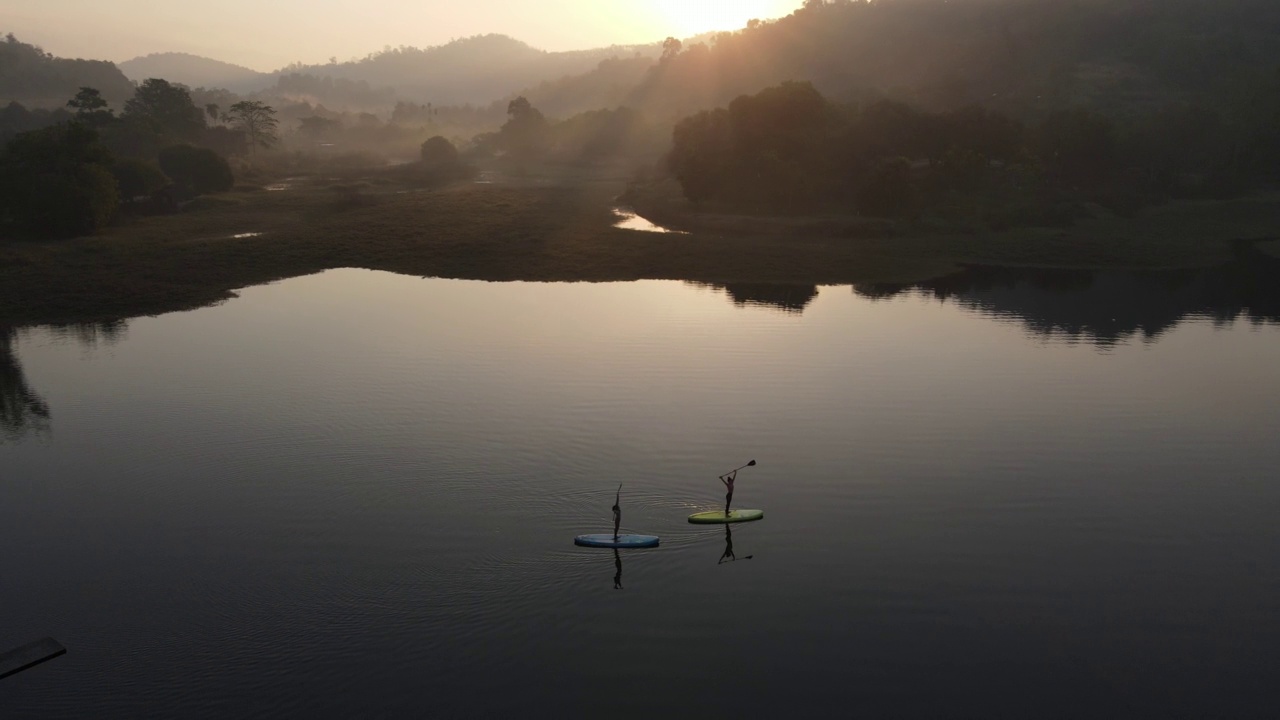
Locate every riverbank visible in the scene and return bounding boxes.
[622,177,1280,257]
[2,167,1277,326]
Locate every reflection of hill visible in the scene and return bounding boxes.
[855,245,1280,346]
[692,283,819,314]
[0,321,127,441]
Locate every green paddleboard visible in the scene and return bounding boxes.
[688,509,764,524]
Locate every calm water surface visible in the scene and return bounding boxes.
[2,257,1280,718]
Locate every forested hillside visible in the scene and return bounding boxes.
[525,0,1280,123]
[0,34,135,108]
[275,34,662,106]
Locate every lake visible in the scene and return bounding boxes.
[3,252,1280,718]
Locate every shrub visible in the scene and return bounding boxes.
[111,157,169,199]
[0,123,119,239]
[21,164,119,238]
[420,136,460,167]
[856,157,917,218]
[158,144,234,194]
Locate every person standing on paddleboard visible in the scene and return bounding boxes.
[720,470,737,516]
[612,484,622,541]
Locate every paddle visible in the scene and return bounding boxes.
[719,459,756,479]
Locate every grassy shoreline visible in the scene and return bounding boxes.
[2,169,1278,327]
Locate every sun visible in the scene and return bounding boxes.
[646,0,800,38]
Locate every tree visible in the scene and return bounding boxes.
[298,115,341,142]
[122,79,205,141]
[507,96,533,119]
[669,108,734,204]
[1031,109,1115,185]
[499,96,549,163]
[67,87,114,127]
[420,135,460,167]
[205,104,220,124]
[0,123,118,238]
[856,157,917,217]
[157,144,233,193]
[226,101,279,155]
[1,101,72,143]
[668,82,831,208]
[661,37,683,62]
[110,157,169,199]
[201,126,248,159]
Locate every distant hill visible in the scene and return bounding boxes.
[0,33,135,109]
[520,55,657,119]
[518,0,1280,123]
[276,34,661,106]
[119,52,270,93]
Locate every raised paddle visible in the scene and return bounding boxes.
[720,459,756,479]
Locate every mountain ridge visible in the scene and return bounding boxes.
[118,52,270,93]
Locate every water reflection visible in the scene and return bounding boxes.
[717,525,754,565]
[689,244,1280,333]
[686,245,1280,329]
[0,328,49,441]
[856,246,1280,346]
[718,525,736,564]
[4,269,1279,717]
[692,282,820,313]
[612,208,687,234]
[41,321,128,347]
[0,322,127,440]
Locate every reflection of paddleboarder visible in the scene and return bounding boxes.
[717,523,753,564]
[719,470,737,515]
[613,549,623,589]
[612,484,622,541]
[718,524,736,564]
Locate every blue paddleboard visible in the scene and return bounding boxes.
[574,534,660,548]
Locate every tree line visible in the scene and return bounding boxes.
[0,79,280,239]
[666,78,1280,227]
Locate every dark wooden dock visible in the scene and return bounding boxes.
[0,637,66,680]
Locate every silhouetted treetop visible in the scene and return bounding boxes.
[123,79,206,141]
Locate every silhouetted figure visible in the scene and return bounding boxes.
[719,525,736,564]
[612,484,622,541]
[613,549,623,589]
[720,470,737,515]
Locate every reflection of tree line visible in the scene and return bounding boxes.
[0,322,126,440]
[698,245,1280,346]
[691,283,820,314]
[0,328,49,440]
[859,245,1280,345]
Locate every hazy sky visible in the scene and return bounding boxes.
[2,0,803,71]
